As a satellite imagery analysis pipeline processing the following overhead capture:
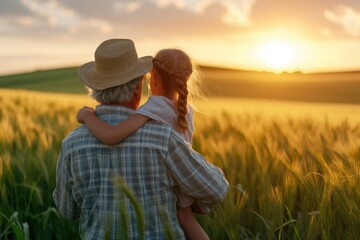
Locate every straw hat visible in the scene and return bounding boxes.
[78,39,153,90]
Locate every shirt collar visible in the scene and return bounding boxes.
[95,104,135,116]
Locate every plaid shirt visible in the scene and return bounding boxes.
[53,105,229,240]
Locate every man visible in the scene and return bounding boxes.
[53,39,229,239]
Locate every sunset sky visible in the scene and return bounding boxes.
[1,0,360,75]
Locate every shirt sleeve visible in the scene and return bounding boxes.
[136,96,177,124]
[166,133,229,212]
[137,96,194,144]
[52,149,80,220]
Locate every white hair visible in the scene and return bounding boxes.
[88,76,143,104]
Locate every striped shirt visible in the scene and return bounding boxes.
[53,105,229,240]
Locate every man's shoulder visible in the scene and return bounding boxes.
[144,120,188,144]
[142,118,170,129]
[61,125,95,150]
[138,119,172,139]
[135,120,186,147]
[64,125,88,140]
[61,121,184,152]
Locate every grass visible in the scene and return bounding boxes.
[1,89,360,239]
[193,113,360,239]
[0,67,86,94]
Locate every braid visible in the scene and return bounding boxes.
[153,59,192,78]
[153,49,193,132]
[175,77,189,131]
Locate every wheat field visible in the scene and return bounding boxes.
[1,89,360,239]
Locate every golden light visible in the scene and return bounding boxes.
[259,40,296,73]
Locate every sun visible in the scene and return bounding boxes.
[258,40,296,73]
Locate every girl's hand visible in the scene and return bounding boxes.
[77,106,95,123]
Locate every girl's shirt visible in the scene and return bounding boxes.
[136,96,194,144]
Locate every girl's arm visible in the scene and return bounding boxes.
[77,106,149,145]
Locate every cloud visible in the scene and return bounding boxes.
[142,0,256,26]
[0,0,33,34]
[1,0,360,74]
[0,0,114,39]
[114,1,143,13]
[1,0,360,42]
[250,0,360,39]
[0,0,246,45]
[0,0,31,16]
[61,0,118,19]
[150,0,184,8]
[57,0,246,40]
[194,0,255,26]
[110,1,243,38]
[324,6,360,37]
[20,0,79,28]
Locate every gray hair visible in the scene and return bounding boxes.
[87,76,143,104]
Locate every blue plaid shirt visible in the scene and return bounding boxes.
[53,105,229,240]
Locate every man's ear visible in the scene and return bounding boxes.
[134,80,143,97]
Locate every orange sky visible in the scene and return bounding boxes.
[1,0,360,75]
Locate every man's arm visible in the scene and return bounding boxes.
[166,133,229,212]
[52,150,80,220]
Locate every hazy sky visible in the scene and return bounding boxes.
[1,0,360,74]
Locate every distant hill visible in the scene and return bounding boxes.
[201,66,360,104]
[1,66,360,104]
[0,67,86,94]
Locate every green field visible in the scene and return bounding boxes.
[0,67,86,94]
[1,67,360,239]
[1,66,360,104]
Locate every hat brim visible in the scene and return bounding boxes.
[78,56,153,90]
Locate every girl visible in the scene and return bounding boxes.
[77,48,209,240]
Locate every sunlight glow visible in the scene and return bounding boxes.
[259,40,296,73]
